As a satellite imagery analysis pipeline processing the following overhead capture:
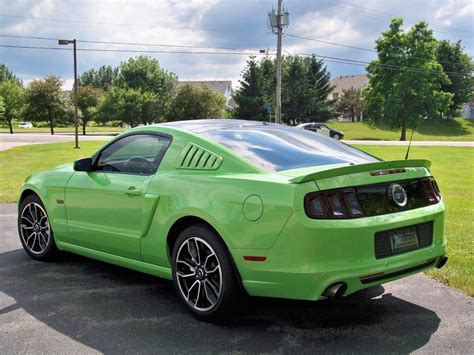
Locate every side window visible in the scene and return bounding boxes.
[95,134,171,175]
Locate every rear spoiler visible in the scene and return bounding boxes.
[290,159,431,184]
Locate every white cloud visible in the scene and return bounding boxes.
[0,0,472,86]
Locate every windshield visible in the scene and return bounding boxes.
[201,124,379,172]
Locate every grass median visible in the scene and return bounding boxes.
[0,142,472,295]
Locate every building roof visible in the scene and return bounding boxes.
[178,80,232,96]
[330,74,368,95]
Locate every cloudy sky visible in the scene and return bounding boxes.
[0,0,472,89]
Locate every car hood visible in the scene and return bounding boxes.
[50,162,75,172]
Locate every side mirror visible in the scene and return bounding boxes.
[73,158,93,172]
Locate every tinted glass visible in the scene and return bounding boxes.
[202,125,378,172]
[96,134,170,174]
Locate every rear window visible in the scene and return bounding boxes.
[201,124,379,172]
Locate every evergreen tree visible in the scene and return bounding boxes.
[233,56,268,120]
[304,55,334,121]
[282,55,308,123]
[336,88,364,122]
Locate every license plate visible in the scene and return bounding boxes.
[390,227,419,254]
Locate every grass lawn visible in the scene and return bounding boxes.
[0,141,106,203]
[0,142,472,295]
[328,118,474,141]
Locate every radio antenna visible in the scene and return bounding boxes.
[404,125,416,160]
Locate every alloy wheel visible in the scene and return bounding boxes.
[20,203,51,255]
[175,237,222,312]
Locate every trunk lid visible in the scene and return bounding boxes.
[281,159,432,190]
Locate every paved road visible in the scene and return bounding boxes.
[1,133,473,152]
[0,133,111,151]
[0,204,472,354]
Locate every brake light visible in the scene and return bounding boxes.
[305,188,365,219]
[421,177,441,204]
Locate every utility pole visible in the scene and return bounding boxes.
[275,0,283,124]
[268,1,289,124]
[58,38,79,149]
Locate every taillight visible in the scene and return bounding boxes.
[421,177,441,204]
[305,188,365,219]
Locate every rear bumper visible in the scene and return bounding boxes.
[231,202,446,300]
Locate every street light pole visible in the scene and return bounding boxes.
[58,39,79,149]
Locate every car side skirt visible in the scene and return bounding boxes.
[57,241,173,280]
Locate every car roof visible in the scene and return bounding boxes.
[158,119,277,134]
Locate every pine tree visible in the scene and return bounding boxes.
[233,56,268,120]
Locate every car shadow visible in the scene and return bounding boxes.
[0,249,440,353]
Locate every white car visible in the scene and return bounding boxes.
[18,122,33,129]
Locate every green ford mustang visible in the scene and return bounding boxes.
[18,119,447,321]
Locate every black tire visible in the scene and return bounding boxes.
[172,224,241,322]
[333,133,341,140]
[18,194,59,261]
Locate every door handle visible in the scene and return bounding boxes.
[125,186,142,196]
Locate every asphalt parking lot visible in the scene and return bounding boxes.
[0,203,472,354]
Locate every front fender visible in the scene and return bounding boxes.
[19,169,75,243]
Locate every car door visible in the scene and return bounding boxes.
[65,133,171,260]
[317,125,331,137]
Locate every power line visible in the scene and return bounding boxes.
[285,33,467,66]
[0,14,223,32]
[0,44,465,76]
[0,34,266,52]
[0,44,270,56]
[286,33,376,53]
[316,1,473,38]
[297,52,468,77]
[2,43,469,77]
[325,0,474,35]
[1,32,464,67]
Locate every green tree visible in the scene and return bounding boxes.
[281,55,334,123]
[76,85,103,135]
[95,87,158,127]
[0,80,25,134]
[79,65,118,92]
[0,96,5,120]
[282,55,308,123]
[24,76,70,135]
[436,40,473,118]
[116,56,177,120]
[233,56,268,120]
[169,84,226,121]
[0,64,22,86]
[304,55,334,121]
[337,87,364,122]
[260,57,276,111]
[364,18,452,140]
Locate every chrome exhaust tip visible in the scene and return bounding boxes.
[321,282,347,299]
[436,256,448,269]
